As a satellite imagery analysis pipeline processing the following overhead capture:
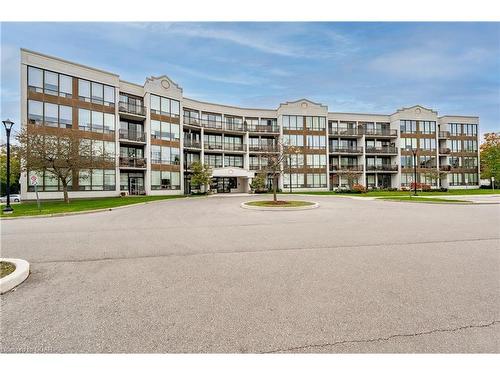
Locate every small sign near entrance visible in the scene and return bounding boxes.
[30,175,38,185]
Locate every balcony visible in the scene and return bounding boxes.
[247,125,280,133]
[329,146,363,154]
[249,144,278,152]
[366,164,399,172]
[330,165,364,172]
[225,123,246,132]
[365,146,397,154]
[204,142,223,151]
[440,165,452,171]
[118,101,146,117]
[119,157,147,169]
[201,119,223,130]
[439,147,451,154]
[119,129,146,143]
[183,116,201,127]
[439,131,450,138]
[364,129,398,137]
[328,128,361,136]
[184,139,202,149]
[223,143,246,152]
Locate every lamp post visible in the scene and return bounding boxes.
[2,119,15,214]
[492,176,495,190]
[407,146,418,196]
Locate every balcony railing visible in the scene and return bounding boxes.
[184,139,202,148]
[329,146,364,153]
[328,128,361,136]
[439,147,451,154]
[364,129,398,137]
[439,131,450,138]
[119,157,147,168]
[249,144,278,152]
[440,165,452,171]
[247,125,280,133]
[118,101,146,116]
[366,164,399,171]
[225,123,246,132]
[183,116,201,126]
[223,143,246,152]
[330,165,364,172]
[201,119,224,129]
[204,142,223,150]
[119,129,146,143]
[365,146,397,154]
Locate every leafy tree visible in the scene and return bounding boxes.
[0,144,21,194]
[261,137,299,202]
[250,172,267,193]
[190,161,212,193]
[17,126,112,203]
[480,132,500,182]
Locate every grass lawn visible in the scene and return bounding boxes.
[282,189,500,197]
[0,261,16,278]
[378,196,471,204]
[0,195,185,218]
[246,200,315,207]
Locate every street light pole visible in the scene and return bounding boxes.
[289,153,292,194]
[412,148,418,196]
[2,119,15,214]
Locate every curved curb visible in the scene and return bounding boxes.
[0,258,30,294]
[240,201,319,211]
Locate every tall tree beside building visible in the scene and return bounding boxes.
[190,161,212,193]
[480,132,500,182]
[17,126,111,203]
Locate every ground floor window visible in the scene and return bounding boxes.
[449,173,463,186]
[306,173,327,188]
[151,171,180,190]
[283,173,305,188]
[27,169,115,192]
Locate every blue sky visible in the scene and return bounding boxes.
[1,22,499,139]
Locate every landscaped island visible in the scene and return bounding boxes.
[245,200,316,208]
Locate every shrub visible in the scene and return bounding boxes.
[352,184,367,193]
[250,173,267,193]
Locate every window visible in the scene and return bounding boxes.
[104,170,116,190]
[451,140,462,152]
[104,85,115,105]
[151,95,161,113]
[104,113,115,134]
[401,137,418,150]
[59,106,72,128]
[160,97,170,114]
[28,67,43,92]
[400,120,417,134]
[171,123,180,140]
[151,145,161,163]
[78,109,91,131]
[151,120,161,139]
[44,172,59,191]
[306,135,326,149]
[282,115,303,130]
[305,116,326,131]
[78,79,91,101]
[224,155,243,167]
[44,71,58,95]
[420,121,436,134]
[91,111,103,133]
[28,100,43,124]
[463,157,478,168]
[91,170,104,191]
[464,173,478,185]
[59,75,73,97]
[205,154,222,168]
[44,103,59,127]
[283,134,304,147]
[170,100,180,116]
[306,173,327,188]
[420,138,436,151]
[151,171,180,190]
[283,173,305,188]
[450,173,462,186]
[463,140,477,152]
[91,82,104,104]
[306,154,326,168]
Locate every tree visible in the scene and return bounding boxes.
[0,144,21,194]
[17,125,111,203]
[190,161,212,193]
[480,132,500,182]
[343,170,360,190]
[250,172,267,193]
[261,136,299,203]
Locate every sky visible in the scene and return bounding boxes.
[1,22,499,140]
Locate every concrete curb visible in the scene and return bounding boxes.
[0,258,30,294]
[0,197,189,220]
[240,201,319,211]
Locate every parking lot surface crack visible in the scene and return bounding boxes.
[262,320,500,353]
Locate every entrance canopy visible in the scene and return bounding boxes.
[212,167,255,179]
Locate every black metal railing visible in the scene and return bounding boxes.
[330,165,364,172]
[365,164,399,171]
[118,101,146,116]
[365,146,397,154]
[183,139,202,148]
[119,157,147,168]
[364,129,398,137]
[119,129,146,142]
[329,146,364,153]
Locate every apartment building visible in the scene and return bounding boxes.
[19,49,481,199]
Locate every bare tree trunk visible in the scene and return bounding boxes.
[273,174,278,203]
[61,179,70,203]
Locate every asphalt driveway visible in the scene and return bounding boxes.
[1,195,499,353]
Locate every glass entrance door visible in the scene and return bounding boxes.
[214,177,236,193]
[129,176,144,195]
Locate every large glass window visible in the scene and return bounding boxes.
[44,71,58,95]
[160,97,170,114]
[104,113,115,134]
[151,145,161,163]
[59,106,73,128]
[91,111,103,133]
[78,109,91,131]
[104,170,116,190]
[78,79,91,101]
[104,85,115,105]
[44,103,59,127]
[91,82,104,104]
[400,120,417,134]
[170,100,180,116]
[28,67,43,92]
[59,75,73,97]
[151,120,161,139]
[28,100,43,124]
[150,95,161,113]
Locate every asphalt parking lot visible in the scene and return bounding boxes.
[1,195,499,353]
